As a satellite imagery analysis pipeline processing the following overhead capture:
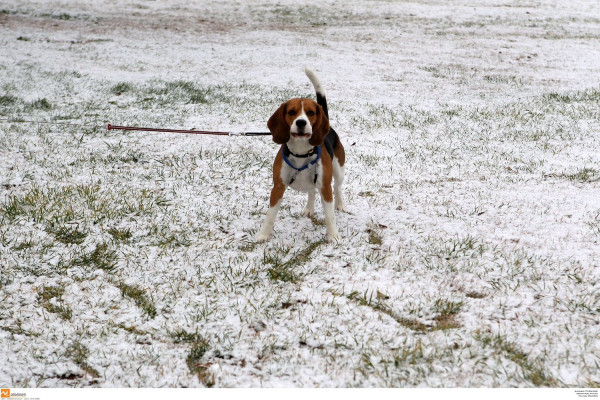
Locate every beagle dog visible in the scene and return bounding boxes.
[256,69,346,242]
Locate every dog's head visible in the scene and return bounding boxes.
[267,98,329,146]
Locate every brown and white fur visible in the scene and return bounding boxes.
[256,69,346,242]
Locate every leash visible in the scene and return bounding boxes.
[107,124,270,136]
[0,119,270,136]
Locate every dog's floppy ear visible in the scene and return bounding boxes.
[308,103,330,146]
[267,101,290,144]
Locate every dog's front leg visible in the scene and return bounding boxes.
[255,183,286,242]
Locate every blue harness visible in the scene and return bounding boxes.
[282,145,321,185]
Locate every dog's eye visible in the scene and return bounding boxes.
[306,111,315,116]
[288,110,297,116]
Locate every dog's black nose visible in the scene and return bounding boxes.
[295,119,307,128]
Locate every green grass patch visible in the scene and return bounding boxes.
[65,341,100,378]
[432,299,463,330]
[483,74,523,85]
[38,285,73,320]
[148,224,191,248]
[433,299,463,315]
[421,235,486,271]
[559,167,600,183]
[111,80,305,112]
[117,282,157,318]
[367,228,383,245]
[108,227,132,242]
[13,238,35,251]
[138,80,215,105]
[343,289,430,332]
[0,95,18,106]
[394,340,428,366]
[0,184,168,224]
[110,82,133,95]
[443,236,486,258]
[466,291,486,299]
[265,253,300,283]
[340,290,463,332]
[587,211,600,236]
[264,240,324,283]
[543,88,600,104]
[28,98,52,110]
[171,328,203,344]
[238,241,257,252]
[185,334,214,387]
[475,331,558,387]
[309,216,325,226]
[72,243,118,271]
[115,323,148,336]
[46,223,87,245]
[354,103,439,131]
[166,81,211,104]
[1,325,39,337]
[0,186,78,222]
[54,13,72,20]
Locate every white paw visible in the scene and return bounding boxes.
[326,231,341,242]
[301,208,315,217]
[255,231,270,242]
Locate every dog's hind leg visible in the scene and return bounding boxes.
[320,185,340,242]
[302,189,316,217]
[332,158,347,212]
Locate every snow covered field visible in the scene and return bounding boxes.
[1,0,600,388]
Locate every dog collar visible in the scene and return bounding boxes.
[282,145,320,172]
[283,144,318,158]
